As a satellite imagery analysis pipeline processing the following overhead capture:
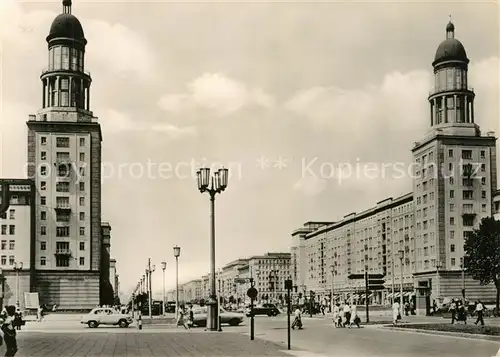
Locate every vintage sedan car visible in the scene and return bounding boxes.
[246,303,280,317]
[192,306,244,327]
[81,307,133,328]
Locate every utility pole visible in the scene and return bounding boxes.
[148,258,152,318]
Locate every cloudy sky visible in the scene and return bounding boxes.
[0,0,498,299]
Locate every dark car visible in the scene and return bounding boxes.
[246,303,280,317]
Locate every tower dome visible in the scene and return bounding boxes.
[46,0,87,45]
[433,21,468,66]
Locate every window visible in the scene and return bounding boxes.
[79,167,85,176]
[79,242,85,251]
[62,46,69,70]
[450,190,454,199]
[451,258,456,266]
[41,241,46,250]
[0,256,5,265]
[8,210,15,220]
[79,227,85,236]
[56,227,70,237]
[41,226,46,235]
[40,166,47,176]
[9,225,14,235]
[79,153,85,161]
[482,204,487,212]
[481,164,486,172]
[0,226,5,235]
[481,177,486,185]
[40,151,46,160]
[9,241,14,250]
[70,48,78,70]
[450,244,455,252]
[450,204,455,212]
[79,137,85,146]
[0,241,5,250]
[462,150,472,159]
[482,191,487,199]
[463,217,474,226]
[9,256,14,265]
[56,258,69,267]
[40,181,46,191]
[448,149,453,157]
[79,182,85,191]
[53,46,61,69]
[450,217,455,225]
[40,257,46,266]
[40,196,46,205]
[79,257,85,266]
[56,212,70,223]
[56,152,70,160]
[450,231,455,239]
[463,190,473,200]
[481,150,485,158]
[56,137,70,148]
[449,176,454,185]
[79,197,85,206]
[41,211,46,220]
[56,182,70,192]
[60,78,69,106]
[57,164,69,177]
[449,163,453,171]
[41,137,47,145]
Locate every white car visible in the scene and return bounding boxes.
[81,307,133,328]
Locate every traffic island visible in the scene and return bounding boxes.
[386,323,500,341]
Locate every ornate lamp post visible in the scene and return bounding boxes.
[13,262,23,308]
[433,259,443,305]
[460,257,466,300]
[196,167,229,331]
[173,246,180,321]
[398,250,404,316]
[217,268,223,332]
[330,264,335,313]
[146,259,155,318]
[161,261,167,316]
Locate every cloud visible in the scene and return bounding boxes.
[102,110,197,139]
[0,1,155,81]
[293,176,327,196]
[157,73,275,116]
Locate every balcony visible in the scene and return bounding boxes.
[41,67,91,78]
[461,205,476,218]
[462,178,474,187]
[462,164,474,178]
[55,248,72,256]
[428,86,474,97]
[55,202,71,212]
[55,156,72,165]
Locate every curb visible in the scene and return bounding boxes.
[382,326,500,342]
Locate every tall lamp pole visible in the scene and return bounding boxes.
[13,262,23,308]
[218,268,222,332]
[398,250,404,316]
[460,257,466,300]
[146,259,155,318]
[0,268,4,309]
[329,265,335,313]
[434,260,442,305]
[174,246,180,322]
[161,261,167,316]
[196,167,229,331]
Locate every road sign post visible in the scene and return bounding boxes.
[364,271,369,323]
[285,279,293,350]
[247,281,258,341]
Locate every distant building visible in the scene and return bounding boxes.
[182,279,202,302]
[245,253,291,303]
[0,179,36,309]
[494,190,500,221]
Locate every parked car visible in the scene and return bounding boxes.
[246,303,280,317]
[191,306,244,327]
[81,307,133,328]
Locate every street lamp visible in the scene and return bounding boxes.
[0,268,4,309]
[13,262,23,308]
[433,259,443,305]
[398,250,404,316]
[161,261,167,316]
[173,246,180,322]
[196,166,229,331]
[460,257,466,300]
[217,268,222,332]
[146,259,155,318]
[330,264,335,313]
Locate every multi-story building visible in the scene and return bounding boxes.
[109,258,117,298]
[219,259,249,302]
[182,279,202,302]
[291,21,498,314]
[200,275,209,299]
[0,180,36,309]
[23,0,108,309]
[494,190,500,220]
[412,20,497,307]
[245,253,291,303]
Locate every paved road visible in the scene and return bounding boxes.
[247,315,500,357]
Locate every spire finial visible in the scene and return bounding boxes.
[446,16,455,39]
[62,0,72,14]
[449,14,452,23]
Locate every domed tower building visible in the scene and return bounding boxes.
[412,20,497,312]
[26,0,103,309]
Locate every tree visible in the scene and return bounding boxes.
[464,216,500,311]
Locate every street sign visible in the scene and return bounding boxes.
[234,278,249,284]
[247,287,258,299]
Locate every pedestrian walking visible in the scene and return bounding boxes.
[474,300,485,326]
[349,304,360,328]
[177,307,190,330]
[457,300,467,324]
[332,303,340,327]
[343,303,351,328]
[1,305,18,356]
[291,307,303,330]
[392,300,400,325]
[449,299,457,324]
[36,306,43,323]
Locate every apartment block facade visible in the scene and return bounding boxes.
[494,190,500,221]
